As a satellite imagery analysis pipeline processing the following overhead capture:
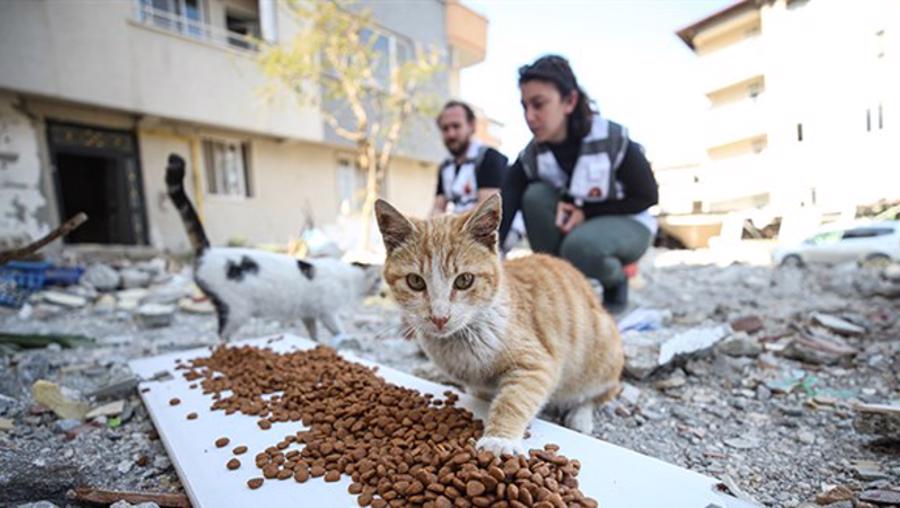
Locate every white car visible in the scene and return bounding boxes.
[772,220,900,267]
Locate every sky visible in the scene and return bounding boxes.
[458,0,735,166]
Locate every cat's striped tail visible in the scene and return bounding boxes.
[165,153,210,256]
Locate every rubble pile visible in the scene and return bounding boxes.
[0,251,898,507]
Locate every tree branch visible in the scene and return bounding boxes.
[0,213,88,265]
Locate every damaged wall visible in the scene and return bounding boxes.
[0,93,50,248]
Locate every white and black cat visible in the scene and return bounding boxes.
[165,154,381,343]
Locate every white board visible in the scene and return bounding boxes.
[130,334,753,508]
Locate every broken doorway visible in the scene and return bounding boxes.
[47,121,148,245]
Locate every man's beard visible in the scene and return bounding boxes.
[447,139,470,157]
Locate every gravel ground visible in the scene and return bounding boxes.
[1,249,897,508]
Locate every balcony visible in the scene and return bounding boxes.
[699,35,764,93]
[705,95,768,148]
[133,1,260,52]
[445,0,487,68]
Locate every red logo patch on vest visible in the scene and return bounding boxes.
[464,182,473,195]
[588,187,603,198]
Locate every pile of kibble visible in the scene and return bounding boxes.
[176,345,599,508]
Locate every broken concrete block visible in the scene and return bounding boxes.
[618,383,641,405]
[859,489,900,505]
[135,303,175,328]
[94,294,117,312]
[41,291,87,309]
[730,315,764,334]
[120,268,152,289]
[811,312,866,336]
[622,325,731,379]
[86,400,125,419]
[31,380,90,420]
[716,332,762,357]
[177,297,215,314]
[782,331,857,365]
[853,403,900,439]
[82,264,120,292]
[0,417,13,431]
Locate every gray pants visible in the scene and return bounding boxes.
[521,182,651,287]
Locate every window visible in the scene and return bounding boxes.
[138,0,205,37]
[226,8,261,50]
[842,227,894,240]
[866,108,872,132]
[336,157,367,212]
[796,123,803,142]
[878,103,883,130]
[358,27,414,89]
[202,139,252,197]
[807,231,841,245]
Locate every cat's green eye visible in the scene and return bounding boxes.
[406,274,426,291]
[454,273,475,290]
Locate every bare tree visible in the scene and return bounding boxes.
[259,0,443,250]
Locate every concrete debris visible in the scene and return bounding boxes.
[851,460,889,481]
[782,332,858,365]
[730,315,765,334]
[120,268,152,289]
[93,294,117,312]
[618,382,641,406]
[40,291,87,309]
[811,312,867,336]
[177,297,215,314]
[715,331,763,357]
[134,304,175,328]
[81,264,121,291]
[853,403,900,439]
[622,324,731,379]
[85,400,125,419]
[0,417,13,431]
[858,489,900,505]
[31,380,90,420]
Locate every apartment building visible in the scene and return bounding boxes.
[665,0,899,229]
[0,0,488,253]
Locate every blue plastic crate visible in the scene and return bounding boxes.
[44,266,85,286]
[0,261,49,308]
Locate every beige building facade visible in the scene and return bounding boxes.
[662,0,899,235]
[0,0,487,253]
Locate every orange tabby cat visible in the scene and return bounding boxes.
[374,194,624,456]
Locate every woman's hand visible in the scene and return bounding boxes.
[555,202,585,234]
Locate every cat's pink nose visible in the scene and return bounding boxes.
[430,315,449,330]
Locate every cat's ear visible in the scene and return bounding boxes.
[375,199,415,254]
[462,193,502,250]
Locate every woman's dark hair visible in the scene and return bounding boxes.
[518,55,595,140]
[437,100,476,126]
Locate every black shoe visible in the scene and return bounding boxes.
[602,280,628,314]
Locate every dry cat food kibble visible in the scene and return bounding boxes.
[169,398,180,406]
[215,437,230,448]
[187,412,198,420]
[183,345,599,507]
[227,458,241,470]
[233,445,248,455]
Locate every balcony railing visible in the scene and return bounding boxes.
[133,2,259,52]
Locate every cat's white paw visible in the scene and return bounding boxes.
[563,404,595,434]
[476,436,526,457]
